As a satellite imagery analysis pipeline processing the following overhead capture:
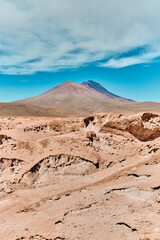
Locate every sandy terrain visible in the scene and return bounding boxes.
[0,112,160,240]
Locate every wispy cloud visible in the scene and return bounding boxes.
[100,45,160,68]
[0,0,160,74]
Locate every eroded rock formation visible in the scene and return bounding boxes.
[0,113,160,239]
[85,112,160,141]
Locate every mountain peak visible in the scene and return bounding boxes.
[82,80,134,102]
[82,80,103,88]
[82,80,97,84]
[60,80,75,85]
[54,80,79,90]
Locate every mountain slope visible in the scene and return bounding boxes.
[82,80,134,102]
[16,80,135,115]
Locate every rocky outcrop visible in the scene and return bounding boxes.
[49,120,82,132]
[141,112,158,122]
[0,158,23,173]
[84,116,95,127]
[85,112,160,141]
[23,120,82,133]
[86,131,97,141]
[128,124,159,141]
[0,134,11,144]
[21,154,99,184]
[24,124,50,132]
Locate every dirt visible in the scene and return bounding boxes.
[0,112,160,240]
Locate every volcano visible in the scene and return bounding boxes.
[16,80,134,115]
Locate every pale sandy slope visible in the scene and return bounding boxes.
[1,100,160,117]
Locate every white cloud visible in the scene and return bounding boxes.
[101,45,160,68]
[0,0,160,74]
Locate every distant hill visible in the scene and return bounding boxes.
[0,103,51,117]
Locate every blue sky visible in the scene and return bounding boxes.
[0,0,160,102]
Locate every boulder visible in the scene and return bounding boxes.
[86,131,96,141]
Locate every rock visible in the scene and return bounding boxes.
[86,112,160,141]
[128,124,159,141]
[0,134,10,144]
[86,131,97,141]
[84,116,95,127]
[141,112,158,122]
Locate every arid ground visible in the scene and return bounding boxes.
[0,112,160,240]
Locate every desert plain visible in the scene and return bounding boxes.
[0,112,160,240]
